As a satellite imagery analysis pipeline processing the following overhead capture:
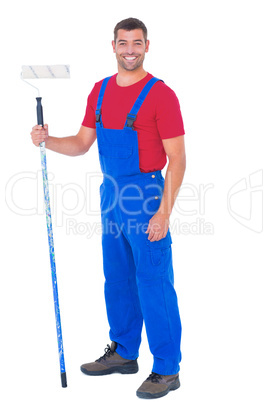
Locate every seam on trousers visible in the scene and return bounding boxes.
[161,262,173,344]
[127,245,139,316]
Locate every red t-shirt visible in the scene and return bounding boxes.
[82,73,185,173]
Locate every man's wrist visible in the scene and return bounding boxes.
[157,205,171,218]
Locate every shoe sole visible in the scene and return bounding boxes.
[136,378,180,399]
[80,362,139,376]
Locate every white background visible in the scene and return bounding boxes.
[1,0,267,401]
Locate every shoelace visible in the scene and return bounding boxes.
[147,373,163,383]
[95,345,114,362]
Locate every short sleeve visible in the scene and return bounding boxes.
[155,84,185,139]
[82,84,98,128]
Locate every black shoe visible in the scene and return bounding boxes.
[136,372,180,399]
[80,342,139,376]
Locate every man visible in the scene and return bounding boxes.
[31,17,186,399]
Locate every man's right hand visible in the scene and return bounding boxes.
[30,124,49,146]
[29,125,96,156]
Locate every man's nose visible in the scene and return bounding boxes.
[126,45,135,54]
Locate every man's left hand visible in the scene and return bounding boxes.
[145,212,170,242]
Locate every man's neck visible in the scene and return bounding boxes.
[116,67,148,87]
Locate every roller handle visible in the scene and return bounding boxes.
[36,95,67,388]
[36,97,44,127]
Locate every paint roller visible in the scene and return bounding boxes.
[21,65,70,388]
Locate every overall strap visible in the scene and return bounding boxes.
[125,77,163,128]
[95,76,112,124]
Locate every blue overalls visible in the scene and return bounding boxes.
[95,76,182,375]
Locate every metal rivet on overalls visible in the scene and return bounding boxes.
[151,174,155,178]
[155,196,159,200]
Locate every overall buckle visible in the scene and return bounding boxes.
[126,113,137,128]
[96,109,101,123]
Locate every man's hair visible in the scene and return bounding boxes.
[114,18,148,43]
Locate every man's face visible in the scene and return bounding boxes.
[112,29,150,72]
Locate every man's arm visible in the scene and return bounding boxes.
[146,135,186,242]
[30,124,97,156]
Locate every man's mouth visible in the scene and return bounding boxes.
[123,56,138,61]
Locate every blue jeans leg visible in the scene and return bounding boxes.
[101,216,143,360]
[134,242,182,375]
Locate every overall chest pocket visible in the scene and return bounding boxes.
[98,142,133,159]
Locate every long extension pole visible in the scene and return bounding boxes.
[36,97,67,388]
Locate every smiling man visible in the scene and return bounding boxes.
[114,30,148,73]
[31,17,186,399]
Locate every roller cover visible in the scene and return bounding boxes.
[21,65,70,79]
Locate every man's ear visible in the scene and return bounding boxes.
[145,39,150,53]
[112,40,116,53]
